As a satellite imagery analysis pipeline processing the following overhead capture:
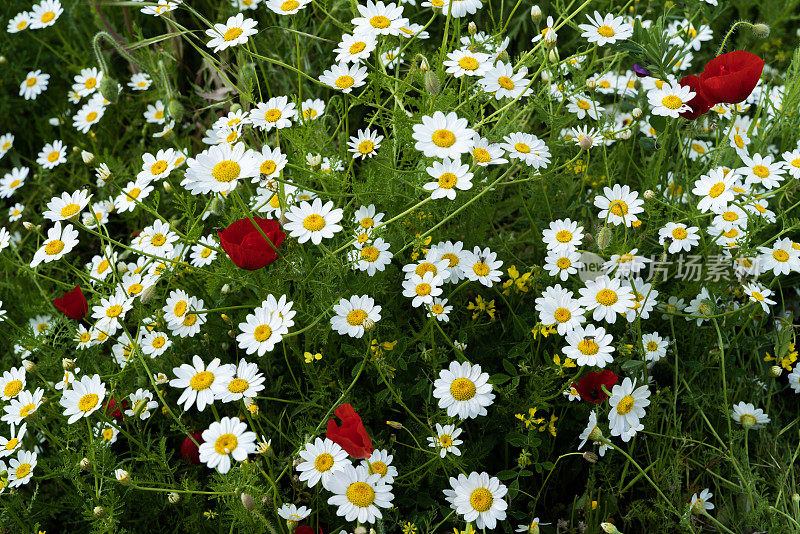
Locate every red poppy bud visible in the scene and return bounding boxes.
[325,403,374,459]
[698,51,764,104]
[678,75,714,120]
[180,431,204,464]
[218,217,285,270]
[54,285,88,320]
[573,370,618,403]
[104,397,129,420]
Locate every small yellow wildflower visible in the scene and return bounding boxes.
[304,351,322,363]
[553,354,576,377]
[467,295,496,320]
[515,408,545,429]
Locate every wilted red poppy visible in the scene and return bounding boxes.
[218,217,285,270]
[573,370,618,403]
[698,51,764,104]
[678,74,715,120]
[54,285,88,320]
[180,431,204,464]
[325,404,374,459]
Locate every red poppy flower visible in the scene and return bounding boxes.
[180,431,204,464]
[573,370,618,403]
[218,217,285,270]
[54,285,88,320]
[698,51,764,104]
[325,404,374,459]
[678,74,715,120]
[295,527,324,534]
[104,397,129,420]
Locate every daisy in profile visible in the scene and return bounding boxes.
[531,15,557,44]
[236,306,284,356]
[690,489,714,515]
[20,70,49,100]
[462,246,503,287]
[124,388,158,420]
[348,129,384,159]
[128,73,152,91]
[427,423,463,457]
[423,158,473,200]
[741,282,776,312]
[433,361,494,420]
[319,63,368,93]
[170,356,234,412]
[578,411,608,456]
[593,184,644,227]
[265,0,311,15]
[2,388,44,426]
[199,416,257,474]
[331,295,382,338]
[251,97,297,131]
[214,359,265,403]
[326,464,394,524]
[444,47,491,78]
[8,450,37,488]
[30,221,79,267]
[351,1,407,36]
[448,471,508,529]
[608,377,650,442]
[658,222,699,253]
[479,62,532,100]
[563,324,615,367]
[278,504,311,523]
[284,199,344,245]
[30,0,63,28]
[182,142,259,195]
[205,14,257,52]
[647,81,694,117]
[37,140,67,169]
[731,401,770,429]
[412,111,476,159]
[501,132,551,169]
[0,133,14,159]
[579,11,632,45]
[59,374,106,424]
[8,12,32,33]
[296,437,351,489]
[471,138,508,167]
[301,98,326,120]
[349,238,393,276]
[43,190,92,221]
[0,167,29,198]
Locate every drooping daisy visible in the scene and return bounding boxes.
[319,63,368,94]
[579,11,632,45]
[182,142,260,195]
[124,388,159,420]
[37,140,67,169]
[59,374,106,424]
[479,61,532,100]
[690,489,714,515]
[351,0,408,36]
[412,111,476,159]
[214,359,265,403]
[423,158,473,200]
[199,416,257,473]
[30,221,79,267]
[2,388,44,426]
[284,199,344,245]
[731,401,770,429]
[608,377,650,442]
[296,437,351,489]
[170,356,234,412]
[20,70,50,100]
[501,132,551,169]
[448,471,508,529]
[563,324,615,367]
[577,411,609,456]
[205,13,258,52]
[427,423,463,458]
[433,361,494,420]
[348,128,384,159]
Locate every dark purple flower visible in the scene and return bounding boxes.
[633,63,650,78]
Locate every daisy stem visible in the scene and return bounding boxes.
[532,452,584,510]
[608,442,682,519]
[711,318,733,442]
[87,418,100,500]
[701,510,736,534]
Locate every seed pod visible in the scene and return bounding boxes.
[241,493,256,511]
[752,23,770,38]
[597,226,612,250]
[582,451,599,464]
[99,76,120,103]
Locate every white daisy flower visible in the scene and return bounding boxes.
[169,356,234,412]
[8,12,32,33]
[444,47,491,78]
[737,153,785,190]
[579,11,632,45]
[251,96,297,131]
[0,367,26,401]
[348,238,393,276]
[199,416,257,473]
[448,471,508,529]
[296,437,351,489]
[30,221,79,267]
[319,63,368,93]
[124,388,159,420]
[0,423,26,459]
[20,70,49,100]
[563,324,615,367]
[501,132,551,169]
[0,167,29,198]
[427,297,453,322]
[284,199,344,245]
[300,98,326,120]
[182,142,260,195]
[758,237,800,276]
[326,464,394,524]
[731,401,770,429]
[479,61,532,100]
[544,249,583,281]
[59,374,107,424]
[265,0,311,15]
[742,282,776,312]
[412,111,476,160]
[95,421,119,445]
[647,82,694,117]
[578,275,635,324]
[128,73,152,91]
[351,0,408,36]
[402,271,443,308]
[114,177,154,214]
[205,13,258,52]
[658,222,699,253]
[140,329,172,357]
[471,137,508,166]
[567,94,605,120]
[642,332,668,363]
[690,489,714,515]
[361,449,398,484]
[433,361,494,420]
[331,295,382,338]
[278,504,312,522]
[2,388,44,426]
[427,423,463,458]
[423,158,473,200]
[37,140,67,169]
[8,450,37,488]
[213,358,265,403]
[608,377,650,442]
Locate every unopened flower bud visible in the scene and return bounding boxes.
[209,197,224,216]
[140,284,157,304]
[116,262,128,275]
[632,107,642,119]
[354,527,367,534]
[770,365,782,377]
[163,181,173,193]
[618,130,631,140]
[22,360,36,372]
[23,221,37,231]
[644,190,655,200]
[99,76,120,104]
[544,28,557,45]
[579,135,594,150]
[601,523,621,534]
[752,23,770,38]
[793,493,800,503]
[468,21,477,35]
[241,493,256,511]
[540,70,551,82]
[0,56,6,64]
[230,103,242,114]
[548,48,559,63]
[221,284,231,295]
[424,71,441,95]
[62,358,75,370]
[168,492,180,504]
[597,226,612,250]
[167,98,184,121]
[495,50,509,64]
[530,5,541,22]
[93,506,105,517]
[221,313,231,324]
[115,469,131,485]
[386,420,403,429]
[419,56,430,71]
[80,457,92,470]
[81,150,95,164]
[582,451,599,464]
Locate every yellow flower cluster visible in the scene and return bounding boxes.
[515,407,558,436]
[502,265,533,295]
[467,295,496,320]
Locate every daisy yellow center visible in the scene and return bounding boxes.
[79,332,92,343]
[200,248,212,258]
[102,428,115,441]
[734,134,745,149]
[416,263,436,276]
[751,291,764,301]
[226,130,238,143]
[174,301,187,317]
[438,172,457,189]
[370,15,390,29]
[335,75,355,89]
[473,147,491,163]
[86,111,98,122]
[661,95,683,110]
[223,27,243,41]
[497,76,515,90]
[281,0,300,10]
[754,204,766,213]
[106,305,123,318]
[432,129,456,148]
[151,233,166,246]
[151,160,168,175]
[265,109,282,122]
[314,452,334,472]
[260,160,278,175]
[752,165,770,178]
[597,25,615,37]
[707,182,726,198]
[347,309,368,326]
[79,393,99,412]
[46,240,65,255]
[672,227,688,239]
[302,214,325,231]
[303,109,318,119]
[127,188,142,199]
[554,308,571,323]
[228,378,249,393]
[360,216,374,228]
[458,57,479,71]
[450,377,476,401]
[154,110,164,120]
[15,463,31,480]
[791,158,800,168]
[722,211,738,222]
[152,336,166,348]
[647,341,659,352]
[4,380,23,398]
[370,461,388,476]
[41,11,56,23]
[85,77,97,89]
[253,324,273,342]
[576,99,591,110]
[439,434,453,447]
[596,289,618,306]
[556,230,572,243]
[470,488,494,512]
[26,77,37,87]
[190,371,214,391]
[556,257,571,269]
[616,395,635,415]
[47,151,60,162]
[128,283,143,295]
[514,142,530,153]
[609,200,628,216]
[346,481,376,507]
[441,253,459,267]
[360,246,379,262]
[577,339,599,355]
[773,250,789,262]
[473,262,490,277]
[214,433,238,455]
[431,304,444,314]
[692,144,706,154]
[358,140,374,154]
[415,283,431,296]
[16,20,28,30]
[9,179,20,188]
[212,160,241,183]
[60,203,80,218]
[20,403,36,417]
[350,41,367,54]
